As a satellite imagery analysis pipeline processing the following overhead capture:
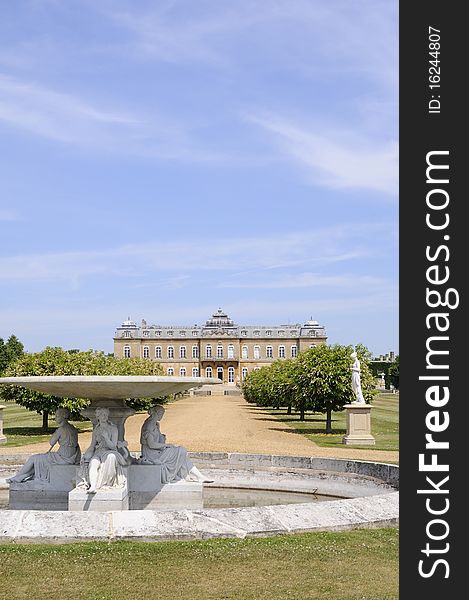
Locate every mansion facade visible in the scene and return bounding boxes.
[113,309,327,385]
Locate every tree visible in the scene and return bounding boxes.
[293,344,376,431]
[387,355,400,390]
[267,359,297,413]
[242,366,271,407]
[0,347,164,431]
[0,334,24,374]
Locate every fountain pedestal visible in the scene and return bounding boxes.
[80,399,135,442]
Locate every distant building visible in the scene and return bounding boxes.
[113,308,327,385]
[372,351,397,362]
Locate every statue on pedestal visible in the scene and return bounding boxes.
[79,406,131,493]
[6,407,81,484]
[139,405,213,483]
[351,351,366,404]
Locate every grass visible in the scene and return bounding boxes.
[0,528,399,599]
[263,392,399,453]
[0,402,92,447]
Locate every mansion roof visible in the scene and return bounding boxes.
[114,309,326,340]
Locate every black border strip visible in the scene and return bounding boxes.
[400,1,464,594]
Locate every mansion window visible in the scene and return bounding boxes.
[155,346,162,359]
[206,345,212,358]
[180,346,187,359]
[254,345,260,359]
[206,366,213,377]
[266,345,273,358]
[291,345,298,358]
[180,331,186,336]
[124,331,131,338]
[124,345,131,358]
[242,346,248,359]
[266,330,272,336]
[180,367,186,376]
[168,346,174,359]
[143,346,149,359]
[217,345,224,358]
[167,367,174,375]
[227,344,234,359]
[143,331,149,337]
[241,330,247,336]
[155,330,161,336]
[192,345,199,358]
[242,367,248,380]
[167,331,173,336]
[192,367,199,377]
[228,367,235,383]
[278,345,286,358]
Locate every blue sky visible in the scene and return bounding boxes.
[0,0,398,357]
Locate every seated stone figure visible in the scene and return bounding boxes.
[139,405,213,483]
[80,406,131,493]
[7,407,81,484]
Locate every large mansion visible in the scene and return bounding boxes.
[113,309,327,385]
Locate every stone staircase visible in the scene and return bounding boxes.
[192,384,242,396]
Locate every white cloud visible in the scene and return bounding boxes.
[0,210,21,221]
[0,74,221,162]
[218,272,386,290]
[104,0,397,91]
[246,112,398,195]
[0,74,140,142]
[0,225,380,285]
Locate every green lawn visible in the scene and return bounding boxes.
[0,402,92,447]
[0,528,399,600]
[264,392,399,453]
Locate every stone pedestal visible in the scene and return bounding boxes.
[342,404,375,445]
[8,465,79,510]
[0,405,6,443]
[69,484,129,511]
[130,479,203,511]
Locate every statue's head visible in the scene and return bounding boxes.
[55,407,71,422]
[351,351,357,359]
[149,404,165,420]
[95,407,110,422]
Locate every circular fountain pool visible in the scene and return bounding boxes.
[0,452,398,543]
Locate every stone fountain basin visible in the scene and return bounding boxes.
[0,376,220,399]
[0,454,399,543]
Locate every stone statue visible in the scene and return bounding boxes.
[139,405,213,483]
[80,406,131,493]
[6,407,81,484]
[351,351,366,404]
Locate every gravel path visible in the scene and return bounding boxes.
[0,393,398,463]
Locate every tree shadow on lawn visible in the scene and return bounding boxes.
[251,414,342,425]
[4,424,93,436]
[4,427,55,436]
[267,426,347,435]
